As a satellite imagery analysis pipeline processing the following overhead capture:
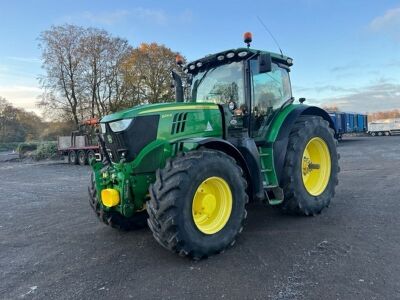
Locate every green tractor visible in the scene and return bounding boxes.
[89,33,339,259]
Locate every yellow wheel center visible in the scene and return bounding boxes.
[301,137,331,196]
[192,176,232,235]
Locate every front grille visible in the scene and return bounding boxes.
[104,115,160,162]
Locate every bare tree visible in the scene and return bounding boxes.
[81,28,132,116]
[38,25,86,126]
[38,25,132,123]
[39,26,185,122]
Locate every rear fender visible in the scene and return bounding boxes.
[272,105,335,184]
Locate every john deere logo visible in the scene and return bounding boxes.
[107,135,113,143]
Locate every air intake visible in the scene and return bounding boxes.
[171,112,188,134]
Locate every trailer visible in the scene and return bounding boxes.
[368,119,400,136]
[58,118,100,165]
[328,112,368,139]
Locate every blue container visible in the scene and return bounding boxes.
[357,114,364,132]
[340,112,347,133]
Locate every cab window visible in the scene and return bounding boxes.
[250,60,292,133]
[191,61,245,107]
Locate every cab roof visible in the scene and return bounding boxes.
[184,47,293,74]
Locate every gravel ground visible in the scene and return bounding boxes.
[1,136,399,299]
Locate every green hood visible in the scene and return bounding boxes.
[100,102,219,123]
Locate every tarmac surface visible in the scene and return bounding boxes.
[1,136,399,299]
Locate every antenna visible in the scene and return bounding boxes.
[256,15,284,56]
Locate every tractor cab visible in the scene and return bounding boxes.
[180,34,294,141]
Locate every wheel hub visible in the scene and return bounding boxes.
[301,137,331,196]
[192,177,232,235]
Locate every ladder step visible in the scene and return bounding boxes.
[261,169,272,173]
[265,185,279,189]
[259,153,270,157]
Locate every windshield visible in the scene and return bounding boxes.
[190,61,244,105]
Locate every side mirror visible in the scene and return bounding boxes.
[258,53,272,73]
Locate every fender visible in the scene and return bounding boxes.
[273,105,335,184]
[179,137,263,200]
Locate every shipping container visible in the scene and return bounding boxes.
[327,111,368,139]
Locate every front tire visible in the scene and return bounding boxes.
[147,149,248,259]
[279,115,339,215]
[88,172,148,230]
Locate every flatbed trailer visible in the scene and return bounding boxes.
[57,118,101,165]
[368,119,400,136]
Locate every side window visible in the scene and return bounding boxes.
[251,62,292,114]
[250,61,292,134]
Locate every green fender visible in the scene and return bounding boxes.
[266,104,335,185]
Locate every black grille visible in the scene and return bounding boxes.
[104,115,160,162]
[171,112,188,134]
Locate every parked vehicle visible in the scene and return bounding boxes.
[368,119,400,136]
[88,33,339,259]
[58,118,100,165]
[328,112,368,139]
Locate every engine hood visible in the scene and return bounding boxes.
[100,102,219,123]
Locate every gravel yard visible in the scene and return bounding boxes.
[1,136,399,299]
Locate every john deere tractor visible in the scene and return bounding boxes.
[89,33,339,259]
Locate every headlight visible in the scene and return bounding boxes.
[109,119,133,132]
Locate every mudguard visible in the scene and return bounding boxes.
[179,137,263,200]
[273,105,335,184]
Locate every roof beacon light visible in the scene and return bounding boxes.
[244,32,252,48]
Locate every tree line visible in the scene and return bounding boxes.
[0,97,74,143]
[38,24,185,126]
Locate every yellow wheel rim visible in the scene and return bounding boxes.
[302,137,331,196]
[192,176,232,235]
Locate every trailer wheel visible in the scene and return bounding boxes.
[378,131,383,136]
[384,131,390,136]
[278,115,339,216]
[147,149,248,260]
[78,150,87,165]
[68,150,78,165]
[88,172,148,230]
[87,150,96,164]
[370,132,376,136]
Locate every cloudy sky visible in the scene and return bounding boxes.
[0,0,399,116]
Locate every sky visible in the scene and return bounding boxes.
[0,0,399,116]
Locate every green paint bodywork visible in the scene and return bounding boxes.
[91,47,305,216]
[91,101,300,216]
[92,102,224,216]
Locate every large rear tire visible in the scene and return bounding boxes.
[147,149,248,259]
[278,115,339,215]
[88,172,147,230]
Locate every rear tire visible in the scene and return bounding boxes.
[370,132,376,136]
[88,172,148,230]
[278,115,339,216]
[68,150,78,165]
[78,150,87,166]
[147,149,248,259]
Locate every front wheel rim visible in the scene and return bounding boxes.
[302,137,331,196]
[192,176,232,235]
